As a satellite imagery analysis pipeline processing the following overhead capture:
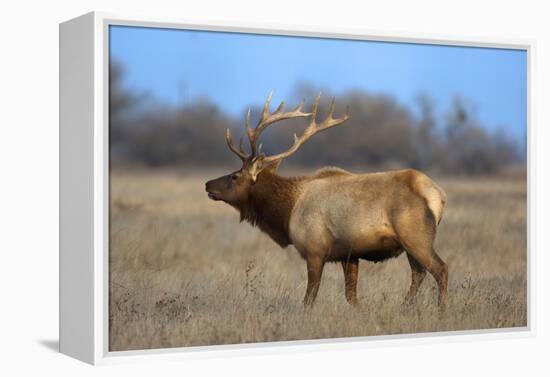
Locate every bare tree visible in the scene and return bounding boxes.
[108,62,521,175]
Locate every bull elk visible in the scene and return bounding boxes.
[205,93,448,309]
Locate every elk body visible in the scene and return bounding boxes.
[205,94,448,309]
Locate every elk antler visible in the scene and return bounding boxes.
[225,92,350,171]
[246,92,312,157]
[225,128,248,162]
[226,92,312,161]
[261,94,350,165]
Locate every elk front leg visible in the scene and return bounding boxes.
[341,258,359,306]
[303,257,325,309]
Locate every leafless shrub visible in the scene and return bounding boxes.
[109,63,523,175]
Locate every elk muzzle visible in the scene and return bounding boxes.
[205,178,224,201]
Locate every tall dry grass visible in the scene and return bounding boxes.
[109,169,527,351]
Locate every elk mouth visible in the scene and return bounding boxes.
[207,191,222,201]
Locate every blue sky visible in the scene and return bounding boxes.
[109,25,527,139]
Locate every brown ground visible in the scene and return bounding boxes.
[109,169,527,351]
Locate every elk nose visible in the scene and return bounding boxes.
[205,181,211,192]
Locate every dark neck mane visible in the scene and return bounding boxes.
[238,171,304,247]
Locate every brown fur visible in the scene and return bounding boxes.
[239,171,304,247]
[206,167,448,310]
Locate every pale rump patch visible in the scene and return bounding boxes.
[410,171,447,224]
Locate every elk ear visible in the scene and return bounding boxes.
[263,159,282,174]
[248,160,262,183]
[248,158,280,183]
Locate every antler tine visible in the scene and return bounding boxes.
[328,97,336,118]
[258,143,264,156]
[226,128,248,162]
[245,108,254,143]
[317,96,350,130]
[293,99,305,113]
[239,137,246,155]
[262,91,274,119]
[275,101,285,114]
[246,93,272,156]
[260,90,280,123]
[307,93,322,130]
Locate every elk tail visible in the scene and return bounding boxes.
[412,171,447,226]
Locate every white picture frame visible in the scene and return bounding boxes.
[59,11,535,365]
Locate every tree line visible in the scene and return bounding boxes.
[110,62,523,175]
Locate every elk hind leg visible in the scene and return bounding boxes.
[403,253,426,304]
[405,245,448,309]
[396,207,448,309]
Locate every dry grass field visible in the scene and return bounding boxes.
[109,168,527,351]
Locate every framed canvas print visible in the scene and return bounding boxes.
[59,11,533,365]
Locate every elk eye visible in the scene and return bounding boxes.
[231,174,239,181]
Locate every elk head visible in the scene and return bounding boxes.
[205,93,350,206]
